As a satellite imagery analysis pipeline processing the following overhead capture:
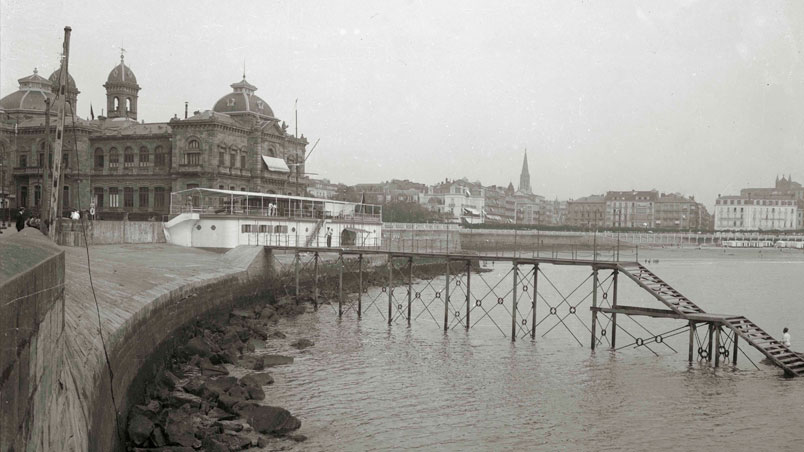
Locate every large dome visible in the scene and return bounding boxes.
[0,68,55,113]
[48,69,79,92]
[212,78,274,118]
[106,56,138,85]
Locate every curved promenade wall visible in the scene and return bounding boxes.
[1,230,276,451]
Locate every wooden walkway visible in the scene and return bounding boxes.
[267,246,802,377]
[617,263,804,377]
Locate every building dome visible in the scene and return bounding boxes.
[106,56,138,85]
[212,77,275,119]
[0,68,55,114]
[48,69,79,92]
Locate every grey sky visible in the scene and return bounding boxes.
[2,0,802,208]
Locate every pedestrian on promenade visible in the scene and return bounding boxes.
[326,227,333,247]
[15,207,25,232]
[783,327,791,348]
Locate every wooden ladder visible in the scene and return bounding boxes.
[723,316,804,377]
[617,263,705,315]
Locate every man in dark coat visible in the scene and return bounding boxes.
[15,208,25,231]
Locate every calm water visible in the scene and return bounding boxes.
[256,248,804,451]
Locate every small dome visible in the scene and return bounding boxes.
[212,77,274,118]
[48,69,79,92]
[106,55,138,85]
[0,68,55,113]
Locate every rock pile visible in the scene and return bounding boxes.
[125,296,310,451]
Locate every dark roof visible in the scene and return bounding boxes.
[105,57,138,85]
[212,77,274,118]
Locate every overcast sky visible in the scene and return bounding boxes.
[2,0,803,208]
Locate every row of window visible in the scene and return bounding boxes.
[94,146,169,169]
[719,199,795,206]
[18,185,70,209]
[18,152,71,169]
[92,186,167,209]
[242,224,289,234]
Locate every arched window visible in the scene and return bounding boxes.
[139,146,150,166]
[267,147,275,157]
[124,146,135,167]
[94,148,104,168]
[154,145,167,167]
[184,140,201,166]
[126,98,132,112]
[114,97,120,111]
[109,147,119,167]
[229,146,237,167]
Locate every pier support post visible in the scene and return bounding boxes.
[313,252,319,311]
[388,256,393,325]
[732,333,738,366]
[512,262,518,341]
[407,257,413,326]
[357,254,363,319]
[707,323,714,363]
[714,325,721,368]
[611,269,618,349]
[465,260,471,330]
[338,254,343,318]
[294,252,300,304]
[591,268,599,350]
[688,321,695,362]
[532,264,538,340]
[444,260,450,331]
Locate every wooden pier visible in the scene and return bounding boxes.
[267,246,804,377]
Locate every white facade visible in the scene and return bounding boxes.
[714,197,801,231]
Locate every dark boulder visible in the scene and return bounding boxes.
[236,403,301,436]
[262,354,294,367]
[290,338,314,350]
[127,413,154,446]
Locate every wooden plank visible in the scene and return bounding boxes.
[593,305,684,320]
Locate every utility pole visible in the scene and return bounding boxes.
[46,26,71,241]
[42,99,52,233]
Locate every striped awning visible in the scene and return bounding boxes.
[261,155,290,173]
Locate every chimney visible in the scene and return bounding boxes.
[185,102,188,119]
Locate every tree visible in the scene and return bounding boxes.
[381,201,443,223]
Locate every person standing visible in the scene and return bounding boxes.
[15,207,25,232]
[326,227,333,247]
[783,327,791,348]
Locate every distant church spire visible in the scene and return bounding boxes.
[518,150,531,194]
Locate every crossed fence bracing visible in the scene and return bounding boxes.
[267,246,803,377]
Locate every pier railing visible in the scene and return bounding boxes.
[265,246,803,377]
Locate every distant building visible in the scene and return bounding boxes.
[714,176,804,231]
[420,178,485,223]
[654,193,709,231]
[306,178,338,199]
[483,184,515,223]
[567,195,605,228]
[353,179,425,204]
[605,190,658,228]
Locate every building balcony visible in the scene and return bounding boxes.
[176,164,204,174]
[13,166,43,176]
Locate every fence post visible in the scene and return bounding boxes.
[407,257,413,326]
[465,260,471,330]
[338,254,343,318]
[313,252,319,311]
[444,259,450,331]
[294,251,300,304]
[688,321,695,362]
[512,262,518,341]
[611,269,618,348]
[355,254,362,319]
[591,268,598,350]
[532,264,538,340]
[388,256,393,326]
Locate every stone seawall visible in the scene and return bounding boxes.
[57,220,166,247]
[0,229,68,451]
[460,229,624,251]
